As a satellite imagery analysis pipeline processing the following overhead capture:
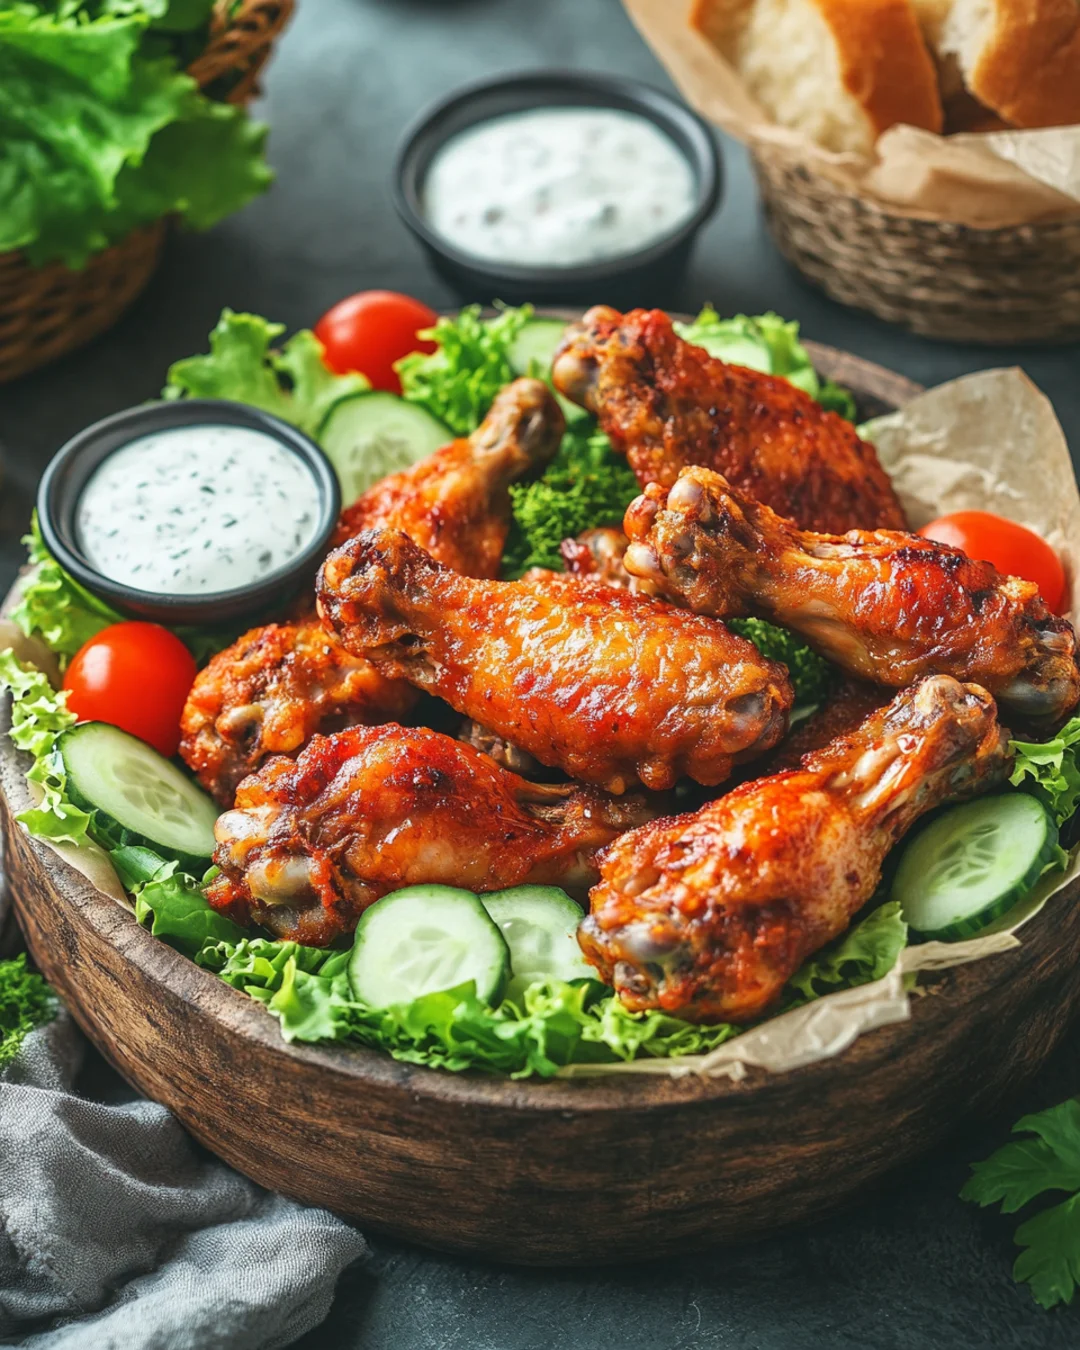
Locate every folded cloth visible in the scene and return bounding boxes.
[0,1007,365,1349]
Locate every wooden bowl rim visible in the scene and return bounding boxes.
[9,324,1051,1117]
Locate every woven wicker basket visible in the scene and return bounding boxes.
[752,142,1080,346]
[0,0,294,385]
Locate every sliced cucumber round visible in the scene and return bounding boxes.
[481,885,595,1004]
[507,318,570,378]
[59,722,218,873]
[507,317,589,427]
[317,391,452,505]
[891,793,1059,940]
[348,884,510,1009]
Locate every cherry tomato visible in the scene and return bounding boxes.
[63,622,196,758]
[918,510,1067,613]
[314,290,438,393]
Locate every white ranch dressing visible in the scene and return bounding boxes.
[423,107,697,267]
[76,424,322,595]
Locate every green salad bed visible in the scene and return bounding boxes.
[2,303,1078,1084]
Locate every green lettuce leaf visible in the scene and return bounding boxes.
[785,901,908,1004]
[962,1098,1080,1308]
[675,306,857,421]
[191,899,906,1078]
[1009,718,1080,826]
[131,857,247,957]
[163,309,368,438]
[195,932,741,1076]
[0,649,91,846]
[397,304,532,436]
[13,514,237,667]
[0,2,270,268]
[12,515,125,663]
[0,954,57,1073]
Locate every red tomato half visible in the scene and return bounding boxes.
[63,622,196,758]
[918,510,1067,613]
[314,290,438,393]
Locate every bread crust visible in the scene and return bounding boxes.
[814,0,943,139]
[965,0,1080,128]
[688,0,943,144]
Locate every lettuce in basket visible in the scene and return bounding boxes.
[0,0,271,268]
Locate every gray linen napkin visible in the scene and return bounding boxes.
[0,1009,365,1348]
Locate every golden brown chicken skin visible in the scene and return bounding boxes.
[332,376,564,571]
[317,529,793,794]
[623,467,1080,725]
[178,621,416,806]
[552,305,905,532]
[559,527,656,595]
[207,723,656,946]
[581,675,1011,1023]
[180,379,564,805]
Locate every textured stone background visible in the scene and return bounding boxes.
[2,1,1079,1345]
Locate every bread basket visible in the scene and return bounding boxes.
[752,140,1080,346]
[0,0,294,386]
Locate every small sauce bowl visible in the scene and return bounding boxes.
[393,69,722,307]
[38,399,341,627]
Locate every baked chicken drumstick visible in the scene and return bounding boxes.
[317,529,793,794]
[551,305,905,532]
[582,675,1010,1023]
[623,467,1080,725]
[207,724,655,946]
[180,379,564,804]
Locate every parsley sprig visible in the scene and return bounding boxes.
[962,1097,1080,1309]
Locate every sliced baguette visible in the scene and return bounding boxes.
[934,0,1080,129]
[689,0,943,155]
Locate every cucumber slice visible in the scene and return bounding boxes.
[59,722,218,872]
[507,318,589,427]
[481,885,595,1003]
[348,884,510,1009]
[318,392,452,506]
[508,318,570,378]
[891,794,1060,940]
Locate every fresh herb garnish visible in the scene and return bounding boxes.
[962,1097,1080,1309]
[0,955,57,1072]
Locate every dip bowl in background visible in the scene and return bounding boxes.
[393,70,722,307]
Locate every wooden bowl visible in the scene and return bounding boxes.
[4,342,1080,1266]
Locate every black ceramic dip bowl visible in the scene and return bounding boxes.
[393,69,722,307]
[38,399,341,627]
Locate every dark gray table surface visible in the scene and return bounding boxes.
[3,1,1080,1346]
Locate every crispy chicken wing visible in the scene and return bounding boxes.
[623,467,1080,724]
[552,305,905,532]
[207,723,656,945]
[559,527,656,595]
[180,379,564,804]
[581,675,1010,1023]
[178,621,416,806]
[317,529,793,794]
[332,376,564,572]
